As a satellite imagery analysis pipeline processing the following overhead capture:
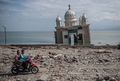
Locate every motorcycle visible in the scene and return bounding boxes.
[11,56,39,74]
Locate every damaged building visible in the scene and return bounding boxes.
[54,5,90,46]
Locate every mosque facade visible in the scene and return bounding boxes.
[54,5,90,46]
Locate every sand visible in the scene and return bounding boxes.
[0,45,120,81]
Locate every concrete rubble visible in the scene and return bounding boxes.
[0,46,120,81]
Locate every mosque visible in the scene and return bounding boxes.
[54,5,90,46]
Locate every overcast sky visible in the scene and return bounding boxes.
[0,0,120,31]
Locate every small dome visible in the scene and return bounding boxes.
[64,5,77,21]
[56,16,62,21]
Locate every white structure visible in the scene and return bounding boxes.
[55,5,90,45]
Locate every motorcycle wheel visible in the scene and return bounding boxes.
[11,67,18,74]
[31,66,39,74]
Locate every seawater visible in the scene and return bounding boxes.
[0,31,55,45]
[91,30,120,45]
[0,31,120,45]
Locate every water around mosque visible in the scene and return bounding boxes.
[0,31,120,45]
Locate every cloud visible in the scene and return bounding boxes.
[0,0,120,31]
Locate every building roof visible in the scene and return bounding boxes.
[64,4,77,21]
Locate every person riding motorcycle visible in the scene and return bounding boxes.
[15,49,29,70]
[15,50,20,60]
[12,49,39,74]
[20,49,29,70]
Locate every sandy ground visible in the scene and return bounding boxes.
[0,45,120,81]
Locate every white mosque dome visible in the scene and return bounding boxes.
[64,5,77,21]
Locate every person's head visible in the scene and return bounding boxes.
[17,50,20,55]
[21,49,24,54]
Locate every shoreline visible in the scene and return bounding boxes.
[0,44,118,49]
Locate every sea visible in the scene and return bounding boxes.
[0,31,120,45]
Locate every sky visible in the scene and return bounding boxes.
[0,0,120,31]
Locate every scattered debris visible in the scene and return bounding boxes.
[0,46,120,81]
[95,49,112,53]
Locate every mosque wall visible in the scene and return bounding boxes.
[62,30,69,45]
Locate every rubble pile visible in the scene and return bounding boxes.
[0,46,120,81]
